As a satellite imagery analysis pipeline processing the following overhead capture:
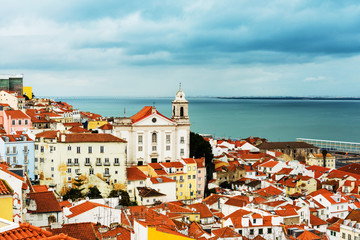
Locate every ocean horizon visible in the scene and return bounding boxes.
[48,96,360,143]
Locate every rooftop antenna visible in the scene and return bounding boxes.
[179,82,182,90]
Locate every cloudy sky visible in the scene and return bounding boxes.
[1,0,360,97]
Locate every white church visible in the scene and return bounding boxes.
[113,88,190,165]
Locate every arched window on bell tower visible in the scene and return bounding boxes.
[180,107,184,117]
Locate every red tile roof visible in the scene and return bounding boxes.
[47,222,99,240]
[36,130,59,139]
[60,133,126,143]
[0,134,33,142]
[150,176,176,184]
[99,123,113,130]
[188,203,213,218]
[258,160,279,168]
[0,179,12,195]
[212,227,242,238]
[67,201,112,218]
[32,185,49,193]
[131,106,174,124]
[310,214,327,226]
[28,191,61,213]
[127,167,147,181]
[0,163,24,181]
[68,126,91,133]
[194,158,205,168]
[5,110,31,119]
[0,223,53,239]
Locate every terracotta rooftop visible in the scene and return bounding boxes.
[137,187,165,198]
[130,106,173,124]
[60,133,126,143]
[127,167,147,181]
[0,179,12,195]
[5,110,31,119]
[67,201,112,219]
[47,222,99,240]
[27,191,61,213]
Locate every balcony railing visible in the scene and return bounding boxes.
[104,162,110,166]
[85,162,91,166]
[114,162,120,166]
[96,162,102,166]
[103,172,110,177]
[67,162,72,166]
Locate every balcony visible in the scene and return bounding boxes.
[179,179,184,182]
[74,162,79,166]
[103,172,110,177]
[104,162,110,166]
[67,162,72,166]
[23,149,29,154]
[114,162,120,166]
[96,162,102,166]
[6,151,17,155]
[85,162,91,166]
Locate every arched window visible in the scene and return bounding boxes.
[180,107,184,117]
[152,133,157,143]
[173,106,175,116]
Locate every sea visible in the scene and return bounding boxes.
[51,97,360,143]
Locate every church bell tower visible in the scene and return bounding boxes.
[172,84,189,125]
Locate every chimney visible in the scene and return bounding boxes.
[61,134,66,142]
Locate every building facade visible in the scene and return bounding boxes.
[34,131,127,193]
[113,89,190,165]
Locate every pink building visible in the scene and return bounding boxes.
[2,110,31,134]
[195,157,206,199]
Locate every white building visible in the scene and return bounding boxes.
[63,201,121,226]
[113,89,190,165]
[34,131,127,193]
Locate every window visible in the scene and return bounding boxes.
[348,234,352,240]
[138,135,143,144]
[180,136,185,144]
[342,233,346,239]
[24,155,28,163]
[89,169,94,175]
[115,171,118,174]
[166,145,170,151]
[188,175,191,179]
[152,133,157,143]
[85,158,90,165]
[105,158,110,165]
[35,145,38,150]
[12,120,15,125]
[40,158,44,163]
[74,158,79,165]
[193,175,196,179]
[13,146,17,153]
[51,167,54,171]
[77,147,80,154]
[166,135,170,144]
[250,229,254,235]
[188,166,191,171]
[67,158,72,165]
[18,120,21,125]
[138,146,143,151]
[193,166,196,171]
[13,156,16,164]
[253,219,256,224]
[35,158,38,162]
[152,146,157,151]
[25,120,28,125]
[24,146,28,153]
[259,228,263,234]
[68,145,71,151]
[100,146,104,153]
[67,168,71,173]
[105,168,109,174]
[238,230,242,235]
[68,177,71,181]
[88,146,92,153]
[114,158,119,165]
[96,158,101,165]
[198,184,201,188]
[180,149,184,156]
[267,228,272,234]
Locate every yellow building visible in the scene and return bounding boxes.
[148,226,192,240]
[147,160,198,201]
[23,86,33,99]
[87,120,108,130]
[278,175,317,196]
[307,153,336,169]
[0,179,13,222]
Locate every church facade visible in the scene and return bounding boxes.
[113,89,190,165]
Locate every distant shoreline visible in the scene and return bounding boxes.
[217,96,360,100]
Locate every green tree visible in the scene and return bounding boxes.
[63,177,85,201]
[322,149,328,167]
[190,132,214,197]
[109,190,135,206]
[87,186,102,199]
